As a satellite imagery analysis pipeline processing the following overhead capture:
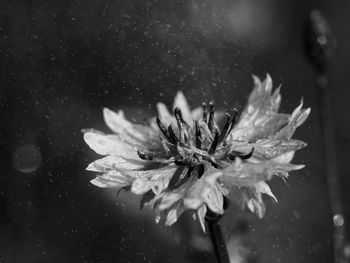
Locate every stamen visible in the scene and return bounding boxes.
[208,101,215,132]
[174,107,184,142]
[167,125,178,144]
[223,109,238,142]
[202,102,208,123]
[208,131,220,155]
[228,147,254,160]
[175,160,191,166]
[138,150,153,160]
[217,113,232,145]
[195,121,201,149]
[239,147,254,160]
[156,116,176,144]
[174,107,184,125]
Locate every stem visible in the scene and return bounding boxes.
[305,10,346,263]
[205,209,230,263]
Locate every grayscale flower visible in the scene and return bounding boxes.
[83,74,310,231]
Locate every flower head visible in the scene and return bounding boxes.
[83,74,310,231]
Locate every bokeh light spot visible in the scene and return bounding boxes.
[12,144,42,173]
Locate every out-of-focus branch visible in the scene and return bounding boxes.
[305,9,346,263]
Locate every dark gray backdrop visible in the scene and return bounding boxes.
[1,0,350,262]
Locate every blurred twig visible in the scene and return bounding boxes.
[305,9,346,263]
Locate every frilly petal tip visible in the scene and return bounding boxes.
[86,163,97,172]
[294,164,305,170]
[103,107,125,121]
[90,178,106,188]
[264,73,272,86]
[252,74,261,84]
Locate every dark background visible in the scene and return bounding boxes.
[1,0,350,262]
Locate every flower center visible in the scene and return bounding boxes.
[138,102,254,169]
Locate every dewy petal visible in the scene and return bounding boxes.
[131,178,153,195]
[253,139,307,160]
[247,198,265,218]
[156,102,173,127]
[91,170,131,188]
[165,203,185,226]
[220,159,273,187]
[197,205,207,233]
[220,159,305,188]
[128,164,179,195]
[173,91,192,125]
[273,102,311,141]
[83,131,139,159]
[191,106,202,121]
[183,168,224,214]
[254,181,277,203]
[103,108,133,133]
[86,155,147,172]
[230,75,286,141]
[103,108,159,146]
[272,151,295,164]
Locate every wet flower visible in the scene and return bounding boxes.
[83,74,310,231]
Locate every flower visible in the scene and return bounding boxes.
[83,74,310,231]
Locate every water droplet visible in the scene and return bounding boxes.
[333,214,344,227]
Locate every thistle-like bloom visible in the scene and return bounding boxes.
[83,75,310,231]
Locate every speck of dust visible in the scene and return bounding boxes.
[12,144,42,173]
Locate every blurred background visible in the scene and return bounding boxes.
[1,0,350,262]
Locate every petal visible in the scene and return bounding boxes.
[103,108,133,134]
[273,102,311,141]
[197,205,207,233]
[128,164,178,195]
[103,108,160,147]
[91,171,131,188]
[83,131,139,159]
[272,151,295,164]
[220,160,273,187]
[91,178,119,188]
[183,168,224,214]
[220,159,305,188]
[165,203,185,226]
[173,91,192,125]
[253,139,307,160]
[254,181,277,203]
[231,75,287,141]
[131,178,153,195]
[204,186,224,214]
[86,155,147,172]
[127,164,178,180]
[156,102,173,127]
[247,198,265,218]
[191,106,202,121]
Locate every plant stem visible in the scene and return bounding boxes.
[205,209,230,263]
[305,10,346,263]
